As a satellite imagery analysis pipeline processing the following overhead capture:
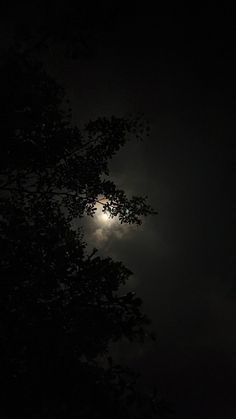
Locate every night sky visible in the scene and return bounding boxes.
[2,3,236,418]
[60,7,236,417]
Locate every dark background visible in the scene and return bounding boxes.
[2,3,236,418]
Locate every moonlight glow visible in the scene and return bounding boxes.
[100,212,111,223]
[91,202,130,243]
[97,206,115,227]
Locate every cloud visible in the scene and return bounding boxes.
[92,204,134,244]
[82,202,141,257]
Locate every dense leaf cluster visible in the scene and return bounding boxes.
[0,44,160,418]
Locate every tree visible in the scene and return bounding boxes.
[0,24,167,419]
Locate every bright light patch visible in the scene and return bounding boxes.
[100,212,110,223]
[94,202,117,230]
[89,201,136,245]
[98,210,115,227]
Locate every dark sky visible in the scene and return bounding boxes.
[68,6,235,418]
[52,5,236,418]
[3,3,236,418]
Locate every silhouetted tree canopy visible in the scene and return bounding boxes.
[0,15,167,419]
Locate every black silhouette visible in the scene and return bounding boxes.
[0,33,162,418]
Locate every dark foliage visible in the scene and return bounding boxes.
[0,14,164,419]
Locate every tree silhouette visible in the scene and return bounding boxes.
[0,19,168,419]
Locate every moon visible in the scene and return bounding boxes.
[91,202,133,244]
[100,212,110,223]
[94,201,118,229]
[98,209,114,227]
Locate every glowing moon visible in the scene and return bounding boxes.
[92,202,132,244]
[95,202,116,228]
[100,212,110,223]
